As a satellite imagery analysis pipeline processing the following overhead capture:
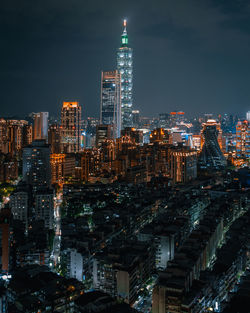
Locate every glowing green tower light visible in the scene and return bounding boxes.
[121,19,128,47]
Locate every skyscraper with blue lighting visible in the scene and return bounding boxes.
[117,19,133,129]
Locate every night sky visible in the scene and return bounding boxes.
[1,0,250,119]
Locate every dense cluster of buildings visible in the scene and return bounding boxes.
[152,197,250,313]
[0,107,249,311]
[1,108,249,187]
[0,19,249,313]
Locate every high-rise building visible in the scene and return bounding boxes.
[169,146,197,184]
[10,190,29,227]
[50,154,65,186]
[199,119,226,169]
[150,128,169,144]
[192,134,201,151]
[22,123,33,147]
[117,20,133,129]
[121,127,143,144]
[33,112,49,141]
[246,111,250,122]
[236,120,250,158]
[62,248,83,282]
[48,123,61,154]
[34,189,54,230]
[100,70,121,138]
[0,119,32,155]
[0,154,18,183]
[10,183,32,231]
[50,153,75,185]
[22,140,51,190]
[96,125,112,147]
[0,208,11,273]
[132,110,140,128]
[80,151,91,182]
[0,119,8,154]
[61,101,82,153]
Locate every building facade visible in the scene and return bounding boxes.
[34,189,54,230]
[48,123,61,154]
[100,70,121,138]
[199,119,226,169]
[0,119,32,156]
[0,208,11,273]
[169,147,197,184]
[132,110,140,128]
[236,120,250,158]
[22,140,51,190]
[10,191,29,227]
[61,101,82,153]
[0,154,18,183]
[62,248,83,282]
[33,112,49,141]
[96,125,112,147]
[117,20,133,129]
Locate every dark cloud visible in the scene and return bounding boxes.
[0,0,249,118]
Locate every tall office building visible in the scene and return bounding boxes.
[96,125,112,147]
[100,70,121,138]
[48,124,61,154]
[117,20,133,129]
[132,110,140,128]
[22,140,51,190]
[199,120,226,169]
[246,111,250,122]
[61,102,82,153]
[33,112,49,141]
[236,120,250,158]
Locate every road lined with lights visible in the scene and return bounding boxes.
[52,192,62,267]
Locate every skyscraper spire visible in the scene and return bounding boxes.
[117,19,133,128]
[123,19,127,32]
[121,19,128,47]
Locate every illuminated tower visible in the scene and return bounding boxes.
[61,101,82,153]
[117,19,133,129]
[199,119,226,169]
[236,120,250,158]
[100,70,121,138]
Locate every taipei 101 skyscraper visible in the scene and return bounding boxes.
[117,20,133,129]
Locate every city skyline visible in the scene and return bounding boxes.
[1,0,250,119]
[1,2,250,311]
